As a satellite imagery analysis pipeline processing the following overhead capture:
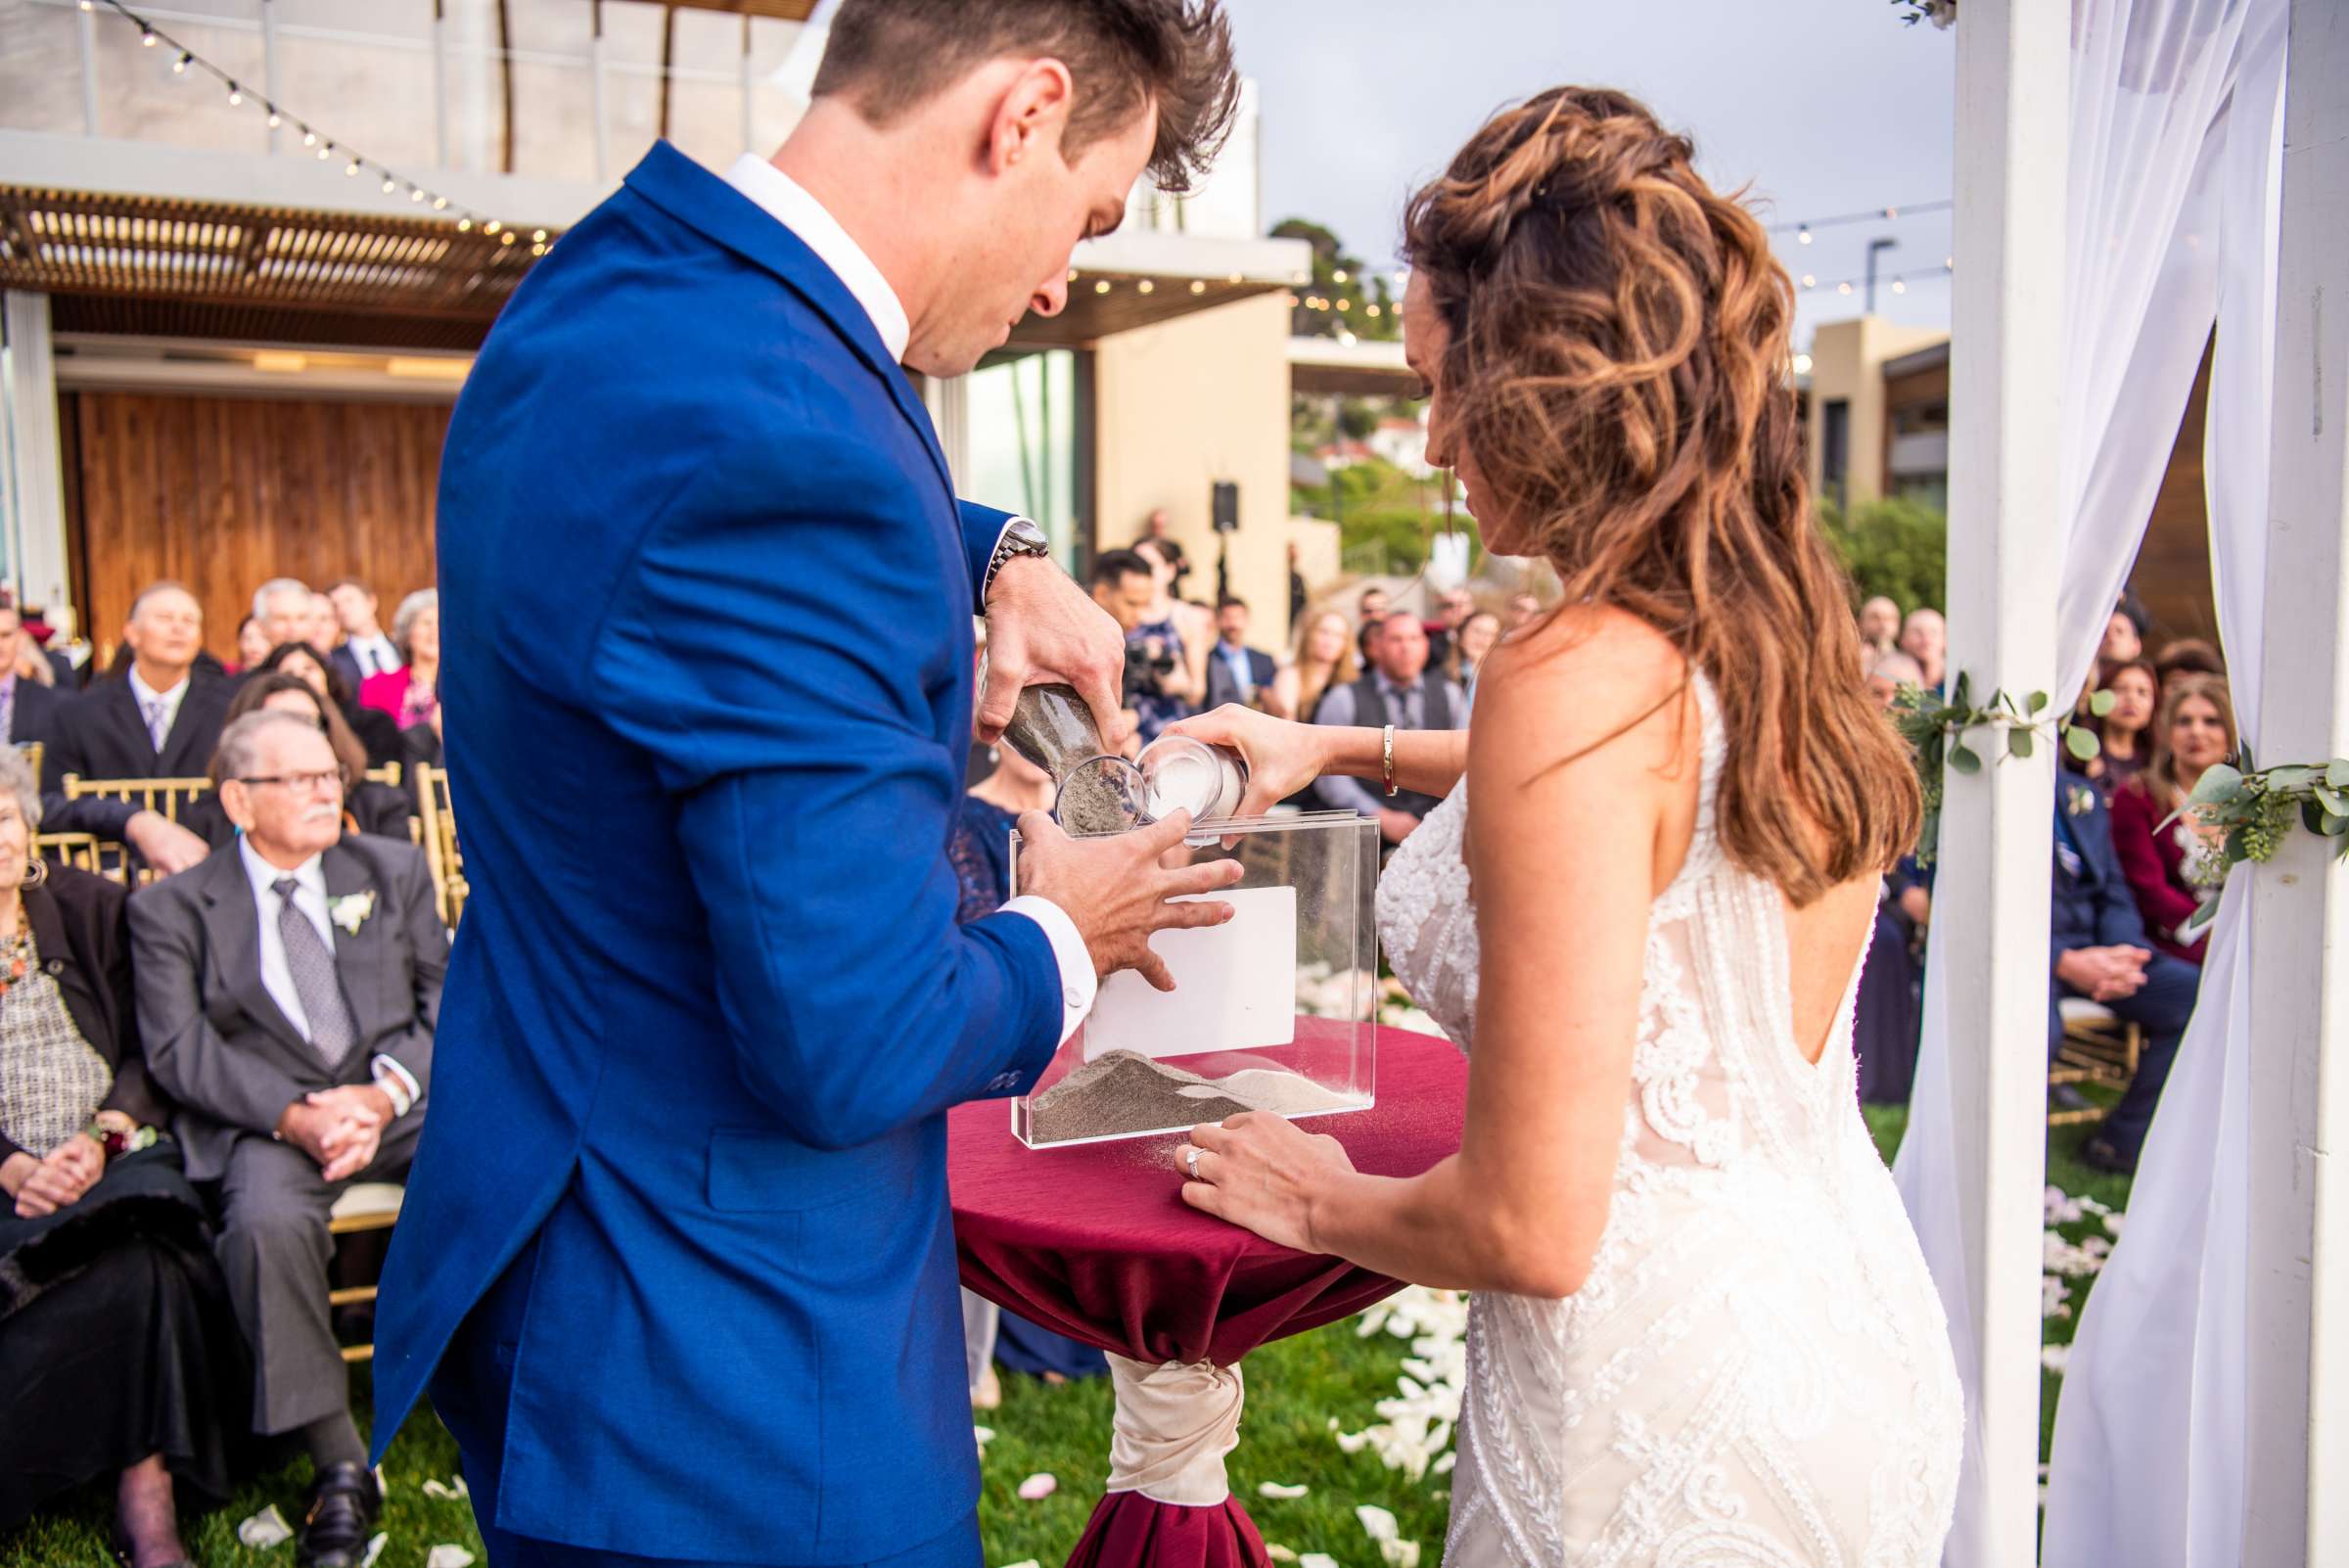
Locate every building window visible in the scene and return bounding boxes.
[963,349,1089,571]
[1821,398,1850,511]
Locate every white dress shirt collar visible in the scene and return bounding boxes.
[127,665,190,745]
[722,153,910,363]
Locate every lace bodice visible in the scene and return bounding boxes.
[1376,671,1961,1566]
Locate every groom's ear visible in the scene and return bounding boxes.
[986,58,1078,176]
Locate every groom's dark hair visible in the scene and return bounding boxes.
[811,0,1241,194]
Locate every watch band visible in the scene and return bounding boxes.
[982,518,1052,603]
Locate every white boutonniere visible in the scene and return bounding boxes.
[328,892,376,935]
[2066,785,2096,818]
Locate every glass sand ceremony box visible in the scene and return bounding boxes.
[1009,810,1380,1147]
[950,808,1469,1568]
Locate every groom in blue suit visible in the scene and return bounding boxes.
[371,5,1244,1565]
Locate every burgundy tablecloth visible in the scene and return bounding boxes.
[949,1023,1468,1568]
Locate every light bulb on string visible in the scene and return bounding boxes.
[1892,278,1908,295]
[1837,281,1853,296]
[79,0,93,11]
[316,144,331,160]
[227,83,242,106]
[1189,280,1206,295]
[345,160,361,176]
[1136,279,1154,295]
[530,243,547,256]
[1797,224,1812,246]
[266,110,281,128]
[410,188,425,203]
[531,229,546,243]
[381,176,396,194]
[484,219,501,235]
[172,52,190,74]
[432,197,448,210]
[140,26,156,46]
[1093,279,1111,294]
[500,231,517,247]
[301,129,316,146]
[456,217,473,232]
[1801,274,1816,289]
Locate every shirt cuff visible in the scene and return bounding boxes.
[371,1055,420,1118]
[998,893,1096,1046]
[980,514,1040,606]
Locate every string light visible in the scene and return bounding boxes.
[531,229,547,243]
[1188,280,1207,295]
[1093,279,1111,294]
[1801,273,1817,289]
[1765,198,1951,237]
[1135,279,1154,295]
[1837,282,1854,296]
[1892,278,1908,295]
[82,0,528,249]
[1332,267,1349,282]
[1798,224,1813,246]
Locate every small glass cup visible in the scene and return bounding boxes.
[1137,734,1248,822]
[1052,754,1150,836]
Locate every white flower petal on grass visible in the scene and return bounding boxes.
[1266,1548,1299,1564]
[973,1425,995,1453]
[425,1548,476,1568]
[1258,1482,1311,1499]
[1300,1555,1343,1568]
[1357,1504,1399,1542]
[998,1560,1043,1568]
[1016,1472,1058,1500]
[359,1533,390,1568]
[421,1477,471,1501]
[2041,1343,2072,1374]
[237,1504,294,1548]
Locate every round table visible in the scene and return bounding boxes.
[948,1024,1468,1568]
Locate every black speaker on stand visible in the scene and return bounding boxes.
[1211,481,1239,603]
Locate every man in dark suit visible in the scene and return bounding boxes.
[0,603,64,753]
[371,7,1246,1565]
[132,709,444,1568]
[2050,768,2199,1175]
[326,578,402,692]
[46,581,224,875]
[1312,612,1466,847]
[1203,594,1277,714]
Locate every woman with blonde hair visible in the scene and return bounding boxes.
[2109,672,2236,963]
[1270,607,1359,725]
[1168,86,1958,1561]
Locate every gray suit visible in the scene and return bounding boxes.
[130,835,446,1434]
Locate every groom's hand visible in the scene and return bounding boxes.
[1014,809,1246,992]
[980,555,1125,750]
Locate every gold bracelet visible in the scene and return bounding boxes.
[1382,723,1398,798]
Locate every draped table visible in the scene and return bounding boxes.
[948,1024,1468,1568]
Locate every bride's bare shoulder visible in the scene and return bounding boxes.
[1471,604,1690,785]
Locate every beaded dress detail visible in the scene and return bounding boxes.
[1374,671,1961,1567]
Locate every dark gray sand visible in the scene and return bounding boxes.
[1024,1049,1360,1143]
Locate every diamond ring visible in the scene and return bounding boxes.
[1185,1146,1201,1179]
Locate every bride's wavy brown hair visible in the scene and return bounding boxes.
[1404,86,1919,904]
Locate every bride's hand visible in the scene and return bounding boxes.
[1159,706,1328,821]
[1176,1112,1357,1254]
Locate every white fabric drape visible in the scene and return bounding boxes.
[2042,4,2287,1561]
[1892,2,2281,1561]
[1102,1355,1245,1506]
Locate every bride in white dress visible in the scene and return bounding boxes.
[1167,86,1960,1566]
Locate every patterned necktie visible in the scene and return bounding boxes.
[273,877,358,1064]
[143,697,170,752]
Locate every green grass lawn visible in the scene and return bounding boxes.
[5,1103,2132,1568]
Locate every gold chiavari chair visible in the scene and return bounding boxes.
[32,831,116,883]
[15,740,43,785]
[61,774,214,824]
[2049,997,2145,1128]
[363,762,402,790]
[326,1182,405,1363]
[414,763,467,926]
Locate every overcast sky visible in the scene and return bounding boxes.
[1223,0,1958,352]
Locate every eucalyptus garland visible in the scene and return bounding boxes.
[1891,672,2109,865]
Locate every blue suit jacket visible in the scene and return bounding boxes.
[2051,769,2152,968]
[372,141,1063,1562]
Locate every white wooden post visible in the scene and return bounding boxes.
[1939,2,2066,1562]
[75,3,98,136]
[589,0,610,182]
[2244,2,2349,1561]
[0,293,74,620]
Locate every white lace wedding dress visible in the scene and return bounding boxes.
[1376,672,1961,1567]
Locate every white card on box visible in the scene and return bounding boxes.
[1083,885,1297,1062]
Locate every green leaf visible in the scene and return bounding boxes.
[2008,727,2035,760]
[2089,689,2118,717]
[2065,727,2100,761]
[2267,765,2318,792]
[2326,812,2349,839]
[2316,784,2348,817]
[2305,799,2331,837]
[2191,763,2245,806]
[2328,759,2349,790]
[2027,691,2050,715]
[1949,743,1982,775]
[2225,832,2254,865]
[1953,670,1973,708]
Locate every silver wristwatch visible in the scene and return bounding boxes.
[982,516,1052,603]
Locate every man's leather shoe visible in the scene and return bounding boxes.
[2081,1136,2139,1177]
[297,1462,382,1568]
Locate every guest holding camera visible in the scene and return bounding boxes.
[0,749,246,1561]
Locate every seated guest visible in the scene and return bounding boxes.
[2110,674,2234,965]
[1272,609,1360,726]
[945,713,1107,1400]
[1424,587,1475,669]
[357,590,439,737]
[1864,649,1927,708]
[2084,657,2156,798]
[2153,635,2224,694]
[1355,585,1391,663]
[1203,596,1277,714]
[2050,766,2200,1175]
[0,601,63,753]
[233,615,272,677]
[0,749,246,1556]
[45,582,224,877]
[2096,606,2142,691]
[131,712,446,1568]
[326,580,402,688]
[1857,857,1929,1106]
[1451,609,1502,705]
[1857,595,1903,656]
[1312,614,1466,848]
[183,676,413,849]
[1899,607,1947,691]
[250,579,314,654]
[254,642,401,771]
